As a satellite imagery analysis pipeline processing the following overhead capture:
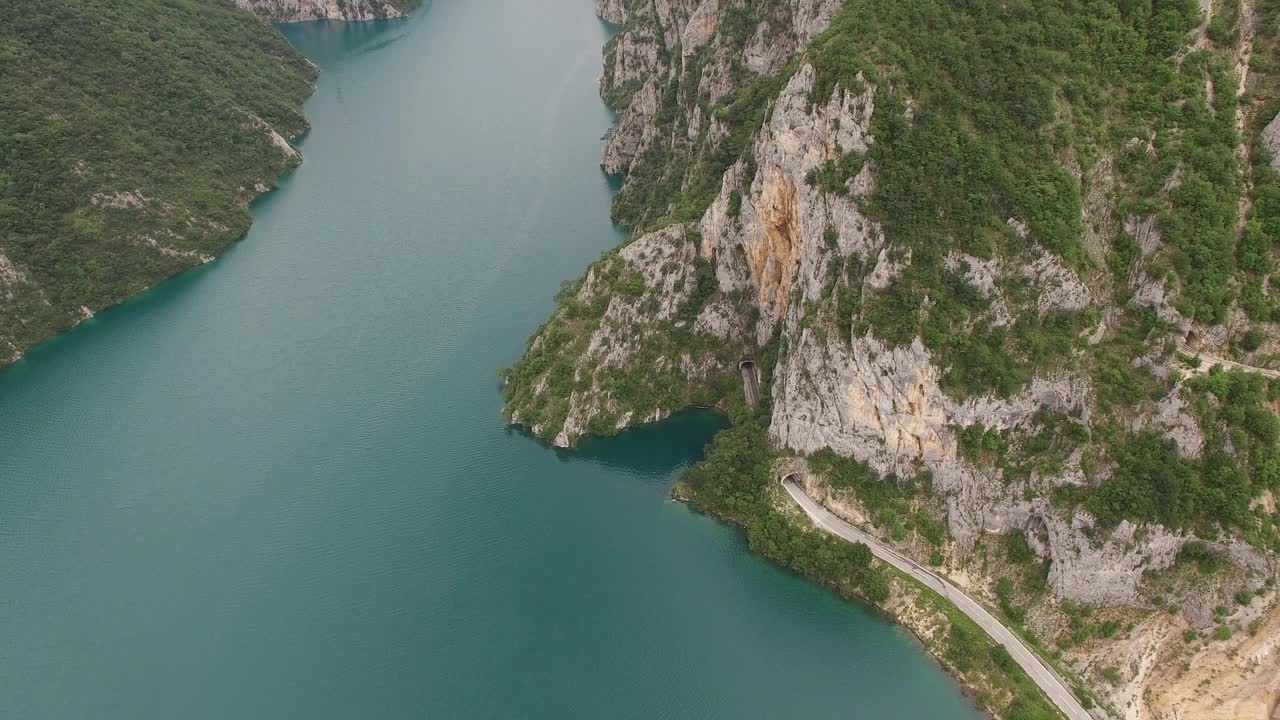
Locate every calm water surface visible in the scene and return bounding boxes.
[0,2,983,717]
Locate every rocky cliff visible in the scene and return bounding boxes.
[507,0,1280,717]
[234,0,418,24]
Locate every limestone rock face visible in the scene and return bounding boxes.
[596,0,628,25]
[603,81,661,175]
[700,64,878,341]
[553,226,699,446]
[234,0,409,23]
[743,0,844,74]
[681,0,720,56]
[1264,112,1280,173]
[599,0,703,174]
[690,64,1126,598]
[787,0,845,43]
[0,253,32,303]
[506,224,752,447]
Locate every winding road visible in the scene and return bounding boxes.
[1178,345,1280,380]
[782,478,1094,720]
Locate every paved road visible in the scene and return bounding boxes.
[782,479,1094,720]
[1179,345,1280,380]
[740,361,760,407]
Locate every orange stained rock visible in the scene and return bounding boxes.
[750,173,801,320]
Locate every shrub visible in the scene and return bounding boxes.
[1007,530,1035,564]
[1178,542,1224,575]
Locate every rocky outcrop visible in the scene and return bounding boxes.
[0,253,32,303]
[504,224,752,447]
[681,0,720,54]
[701,64,878,338]
[1138,600,1280,720]
[599,1,692,174]
[1065,599,1280,720]
[234,0,415,23]
[596,0,628,25]
[603,81,662,175]
[743,0,843,74]
[1264,112,1280,172]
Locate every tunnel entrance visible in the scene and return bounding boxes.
[739,359,760,407]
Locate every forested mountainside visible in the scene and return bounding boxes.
[233,0,420,23]
[505,0,1280,717]
[0,0,317,366]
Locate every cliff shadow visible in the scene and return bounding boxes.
[505,408,727,478]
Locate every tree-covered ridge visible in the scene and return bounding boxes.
[596,0,1267,398]
[0,0,317,363]
[805,0,1250,392]
[805,0,1280,543]
[1067,366,1280,549]
[582,0,1280,536]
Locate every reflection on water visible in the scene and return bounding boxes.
[556,409,727,477]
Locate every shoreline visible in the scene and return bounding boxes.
[545,393,1073,719]
[0,0,344,377]
[671,463,1073,720]
[0,125,313,377]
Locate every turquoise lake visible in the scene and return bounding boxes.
[0,2,984,717]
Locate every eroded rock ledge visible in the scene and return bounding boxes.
[235,0,416,24]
